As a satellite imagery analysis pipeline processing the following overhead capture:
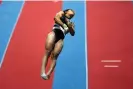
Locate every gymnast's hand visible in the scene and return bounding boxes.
[68,22,75,36]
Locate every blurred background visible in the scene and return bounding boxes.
[0,1,133,89]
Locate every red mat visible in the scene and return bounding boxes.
[87,2,133,89]
[0,1,62,89]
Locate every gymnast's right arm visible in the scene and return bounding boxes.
[54,11,68,30]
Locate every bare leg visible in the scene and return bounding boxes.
[41,32,56,79]
[46,39,64,78]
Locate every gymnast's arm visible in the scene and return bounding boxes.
[54,11,68,29]
[66,20,75,36]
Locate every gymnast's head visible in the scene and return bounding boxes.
[64,9,75,19]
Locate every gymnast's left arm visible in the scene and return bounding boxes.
[68,22,75,36]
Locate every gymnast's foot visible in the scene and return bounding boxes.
[41,73,49,80]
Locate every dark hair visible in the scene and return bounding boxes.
[64,9,74,14]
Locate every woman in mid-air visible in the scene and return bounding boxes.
[41,9,75,80]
